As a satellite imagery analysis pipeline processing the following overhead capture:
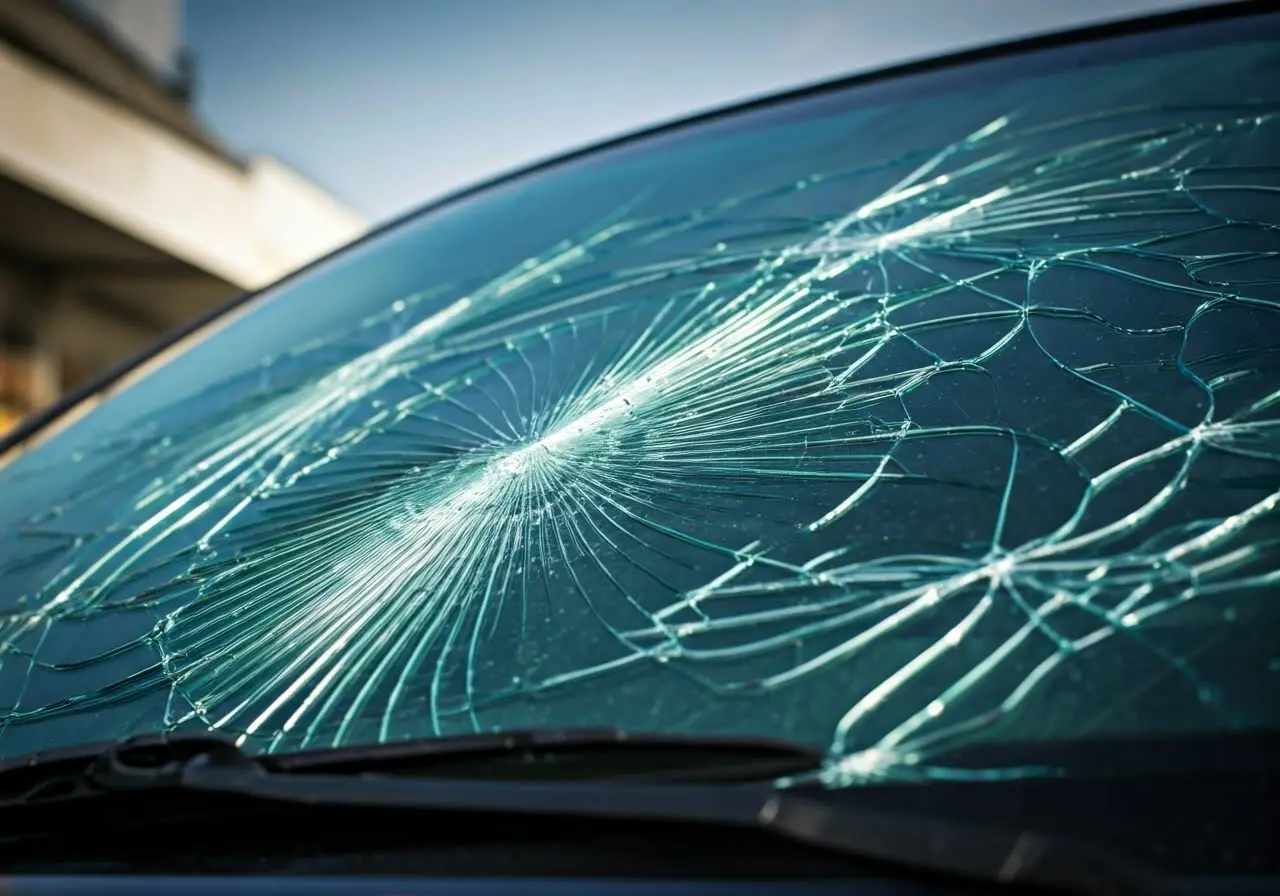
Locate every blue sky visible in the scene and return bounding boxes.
[184,0,1204,224]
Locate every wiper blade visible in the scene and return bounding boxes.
[0,727,824,799]
[264,726,827,782]
[0,731,1167,895]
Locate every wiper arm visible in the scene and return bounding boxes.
[0,727,822,817]
[0,727,823,799]
[0,731,1166,895]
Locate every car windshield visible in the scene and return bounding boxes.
[0,7,1277,787]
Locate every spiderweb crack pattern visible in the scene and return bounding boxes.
[2,93,1280,783]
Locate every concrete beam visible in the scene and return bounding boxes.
[0,40,367,290]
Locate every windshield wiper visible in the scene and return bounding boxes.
[0,730,1166,895]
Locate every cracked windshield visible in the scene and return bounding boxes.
[1,15,1279,785]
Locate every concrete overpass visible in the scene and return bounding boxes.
[0,0,368,431]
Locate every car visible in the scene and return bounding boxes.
[0,1,1277,892]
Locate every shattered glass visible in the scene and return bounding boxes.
[2,18,1279,784]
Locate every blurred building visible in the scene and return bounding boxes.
[0,0,367,433]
